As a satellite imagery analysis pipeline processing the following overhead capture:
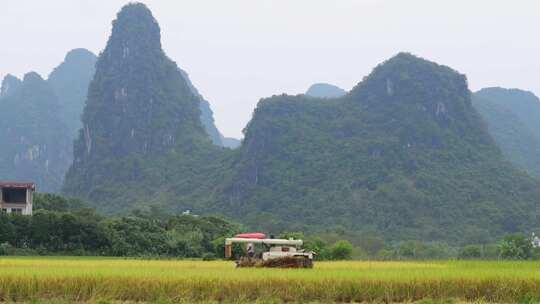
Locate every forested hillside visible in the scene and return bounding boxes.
[0,14,233,194]
[0,49,96,192]
[62,3,540,244]
[48,48,97,137]
[0,73,71,192]
[62,3,234,211]
[473,88,540,179]
[220,54,540,243]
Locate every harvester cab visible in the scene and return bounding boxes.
[225,233,314,268]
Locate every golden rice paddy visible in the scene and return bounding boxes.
[0,257,538,303]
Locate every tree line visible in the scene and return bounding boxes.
[0,194,357,260]
[297,233,540,260]
[0,194,538,260]
[0,194,239,258]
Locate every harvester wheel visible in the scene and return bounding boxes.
[235,256,313,268]
[235,257,260,268]
[260,256,313,268]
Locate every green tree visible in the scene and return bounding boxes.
[304,237,331,260]
[357,234,386,256]
[532,247,540,260]
[0,214,16,245]
[330,240,353,260]
[458,245,482,259]
[499,234,532,260]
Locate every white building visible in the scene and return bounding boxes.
[532,233,540,248]
[0,181,35,215]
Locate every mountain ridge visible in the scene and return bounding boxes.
[60,4,540,244]
[48,48,97,137]
[214,52,540,243]
[0,72,71,192]
[306,83,347,98]
[0,48,97,192]
[63,3,232,209]
[178,68,240,148]
[472,87,540,179]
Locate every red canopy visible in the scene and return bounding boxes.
[235,233,266,239]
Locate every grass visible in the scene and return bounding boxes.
[0,257,538,303]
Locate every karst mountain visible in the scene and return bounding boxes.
[0,73,71,192]
[62,3,233,210]
[472,88,540,179]
[60,2,540,244]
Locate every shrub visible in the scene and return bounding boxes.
[330,240,353,260]
[458,245,482,259]
[531,247,540,260]
[499,234,533,260]
[202,253,216,261]
[0,242,12,255]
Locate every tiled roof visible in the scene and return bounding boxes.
[0,181,35,190]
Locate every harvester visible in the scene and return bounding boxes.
[224,233,314,268]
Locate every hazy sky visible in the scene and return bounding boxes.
[1,1,539,138]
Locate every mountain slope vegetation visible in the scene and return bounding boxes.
[62,3,540,244]
[63,3,233,211]
[48,48,97,137]
[0,49,96,192]
[0,73,71,192]
[473,88,540,179]
[218,54,540,243]
[475,88,540,141]
[3,47,233,177]
[0,10,231,194]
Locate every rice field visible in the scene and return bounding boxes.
[0,257,539,303]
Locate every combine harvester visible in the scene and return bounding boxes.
[224,233,314,268]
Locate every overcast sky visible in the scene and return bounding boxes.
[1,1,539,138]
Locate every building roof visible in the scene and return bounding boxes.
[0,181,35,190]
